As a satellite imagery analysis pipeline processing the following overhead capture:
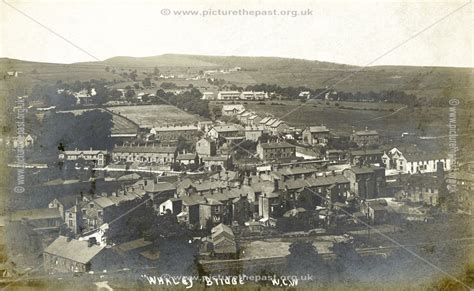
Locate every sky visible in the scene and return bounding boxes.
[1,0,473,67]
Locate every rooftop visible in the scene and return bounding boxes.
[153,125,198,132]
[44,236,105,264]
[307,126,330,133]
[259,142,295,149]
[113,145,176,154]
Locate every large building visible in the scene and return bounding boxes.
[302,126,330,145]
[217,91,241,100]
[150,125,198,142]
[196,137,217,157]
[207,124,244,140]
[256,142,296,161]
[382,147,451,174]
[245,126,264,141]
[351,128,379,147]
[43,236,107,273]
[202,92,215,100]
[343,166,386,199]
[221,104,245,116]
[59,149,107,167]
[349,149,384,166]
[111,144,176,165]
[240,91,268,100]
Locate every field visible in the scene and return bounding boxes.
[56,108,139,135]
[107,105,204,128]
[245,101,474,138]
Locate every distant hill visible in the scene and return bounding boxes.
[102,54,355,70]
[1,54,473,100]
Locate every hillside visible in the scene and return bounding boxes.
[1,54,473,100]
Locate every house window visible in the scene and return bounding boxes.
[89,203,94,208]
[98,211,103,217]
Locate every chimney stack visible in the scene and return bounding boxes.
[273,178,280,192]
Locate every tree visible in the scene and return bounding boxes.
[330,241,362,274]
[286,240,326,276]
[125,89,135,101]
[160,82,177,89]
[142,78,151,88]
[153,67,160,76]
[105,66,110,72]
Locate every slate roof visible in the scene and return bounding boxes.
[259,117,272,124]
[259,142,295,149]
[354,130,378,136]
[211,125,244,132]
[113,145,176,154]
[44,236,105,264]
[283,175,349,190]
[307,126,330,133]
[153,125,198,132]
[350,149,383,156]
[10,208,62,221]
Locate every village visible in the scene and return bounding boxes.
[1,80,473,287]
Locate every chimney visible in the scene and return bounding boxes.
[436,161,445,180]
[88,238,96,247]
[273,178,280,191]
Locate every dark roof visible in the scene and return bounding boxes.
[350,149,383,156]
[113,145,176,154]
[10,208,61,221]
[306,126,330,133]
[345,166,383,175]
[181,195,207,206]
[353,130,378,136]
[259,142,295,149]
[145,181,176,193]
[114,238,152,252]
[176,153,196,160]
[54,195,79,209]
[283,175,349,190]
[44,236,105,264]
[365,199,388,210]
[202,156,229,161]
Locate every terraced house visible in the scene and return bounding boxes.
[150,124,199,142]
[382,147,451,174]
[257,142,296,161]
[111,144,176,165]
[58,148,108,167]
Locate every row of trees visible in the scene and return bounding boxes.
[240,83,420,105]
[30,79,111,108]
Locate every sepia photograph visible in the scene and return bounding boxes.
[0,0,473,289]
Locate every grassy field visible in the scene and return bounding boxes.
[56,108,139,134]
[107,104,204,128]
[246,101,474,138]
[2,55,472,102]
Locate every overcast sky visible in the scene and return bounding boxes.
[1,0,473,67]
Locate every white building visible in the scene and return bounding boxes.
[382,147,452,174]
[217,91,241,100]
[202,92,215,100]
[59,149,107,167]
[240,91,268,100]
[222,104,245,116]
